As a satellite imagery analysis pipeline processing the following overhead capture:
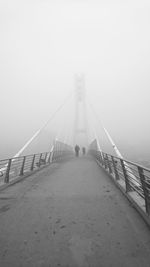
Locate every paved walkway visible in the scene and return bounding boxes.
[0,156,150,267]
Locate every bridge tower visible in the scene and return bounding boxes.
[73,74,89,147]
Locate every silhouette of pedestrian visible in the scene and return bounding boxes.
[82,147,86,155]
[74,145,80,157]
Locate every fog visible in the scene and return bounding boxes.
[0,0,150,163]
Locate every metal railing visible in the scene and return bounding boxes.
[90,150,150,217]
[0,148,73,186]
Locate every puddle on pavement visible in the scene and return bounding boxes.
[69,235,93,266]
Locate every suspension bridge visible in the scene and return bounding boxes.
[0,76,150,267]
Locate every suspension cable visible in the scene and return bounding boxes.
[86,101,103,153]
[87,97,123,159]
[14,91,73,158]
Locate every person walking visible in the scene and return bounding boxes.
[74,144,80,157]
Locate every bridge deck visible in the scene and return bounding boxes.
[0,156,150,267]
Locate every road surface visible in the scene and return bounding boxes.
[0,156,150,267]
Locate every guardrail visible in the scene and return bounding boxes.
[0,148,73,186]
[90,150,150,219]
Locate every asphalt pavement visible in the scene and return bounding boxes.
[0,156,150,267]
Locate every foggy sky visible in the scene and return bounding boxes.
[0,0,150,159]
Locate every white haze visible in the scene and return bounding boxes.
[0,0,150,163]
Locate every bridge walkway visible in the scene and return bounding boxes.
[0,156,150,267]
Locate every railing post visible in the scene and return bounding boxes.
[98,152,102,165]
[38,153,42,167]
[20,156,26,176]
[102,152,106,167]
[4,159,12,183]
[30,154,35,171]
[138,166,150,215]
[100,152,103,166]
[53,151,56,161]
[120,159,132,192]
[111,156,119,180]
[52,151,54,161]
[51,151,54,163]
[44,153,48,164]
[95,151,98,161]
[98,152,102,164]
[48,152,51,164]
[103,153,107,169]
[105,154,112,174]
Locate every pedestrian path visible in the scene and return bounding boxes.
[0,156,150,267]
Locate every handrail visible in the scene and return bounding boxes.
[0,147,73,186]
[89,149,150,218]
[0,151,49,162]
[102,153,150,172]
